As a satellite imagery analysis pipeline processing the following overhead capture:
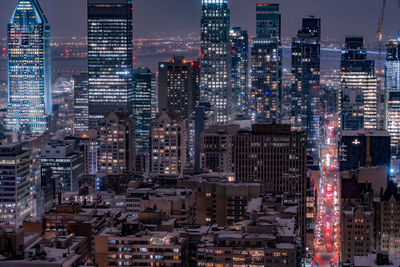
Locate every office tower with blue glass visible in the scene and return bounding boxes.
[229,27,248,117]
[200,0,232,124]
[291,17,321,159]
[338,37,378,131]
[133,67,156,154]
[385,39,400,161]
[6,0,52,134]
[88,0,133,128]
[250,3,282,124]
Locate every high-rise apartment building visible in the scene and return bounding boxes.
[339,37,378,131]
[385,40,400,161]
[73,73,89,134]
[291,17,321,159]
[250,3,282,124]
[0,143,31,226]
[158,56,200,120]
[229,27,248,117]
[133,67,156,154]
[200,0,232,124]
[150,111,186,176]
[6,0,52,134]
[88,0,133,128]
[98,112,135,175]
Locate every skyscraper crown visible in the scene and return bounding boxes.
[9,0,48,26]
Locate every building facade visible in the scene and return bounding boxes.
[150,111,186,176]
[133,67,156,154]
[200,0,232,124]
[73,73,89,134]
[41,142,84,192]
[0,143,31,226]
[200,124,240,173]
[6,0,52,134]
[250,3,282,124]
[88,0,133,127]
[339,130,391,173]
[385,40,400,162]
[98,112,135,175]
[291,17,321,160]
[229,27,248,117]
[339,37,378,131]
[158,57,200,120]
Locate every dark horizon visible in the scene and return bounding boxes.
[0,0,399,41]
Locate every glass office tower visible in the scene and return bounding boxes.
[133,67,156,154]
[200,0,232,124]
[6,0,52,134]
[291,17,321,159]
[229,27,248,117]
[338,37,378,131]
[385,40,400,161]
[88,0,133,128]
[250,3,282,124]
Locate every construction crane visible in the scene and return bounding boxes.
[376,0,400,129]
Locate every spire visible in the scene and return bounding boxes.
[9,0,48,26]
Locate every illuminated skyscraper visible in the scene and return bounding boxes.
[338,37,378,131]
[291,17,321,159]
[88,0,133,128]
[73,73,89,134]
[6,0,52,134]
[385,40,400,161]
[158,56,200,120]
[229,27,248,117]
[200,0,232,124]
[133,67,156,154]
[250,4,282,124]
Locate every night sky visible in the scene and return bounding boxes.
[0,0,399,40]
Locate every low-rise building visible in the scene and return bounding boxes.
[95,229,188,267]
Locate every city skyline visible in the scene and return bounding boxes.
[0,0,398,41]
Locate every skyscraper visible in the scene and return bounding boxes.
[133,67,156,154]
[291,17,321,159]
[229,27,248,117]
[88,0,133,128]
[6,0,52,134]
[385,40,400,161]
[338,37,378,131]
[73,73,89,134]
[0,143,32,226]
[158,56,200,120]
[250,4,282,124]
[200,0,232,124]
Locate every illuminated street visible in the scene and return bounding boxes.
[314,117,340,266]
